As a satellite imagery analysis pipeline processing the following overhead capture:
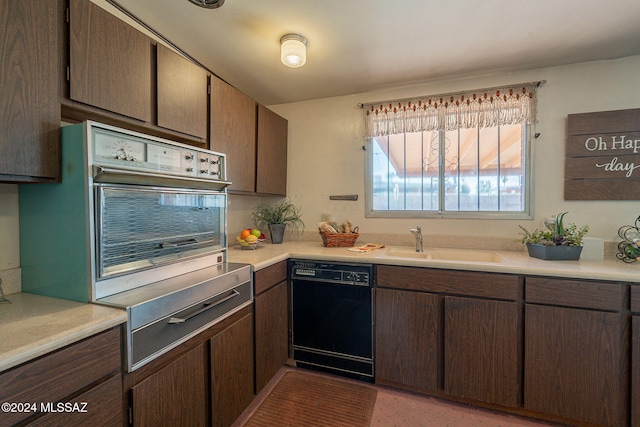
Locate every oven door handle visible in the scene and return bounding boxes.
[168,290,240,324]
[161,238,197,248]
[160,238,217,248]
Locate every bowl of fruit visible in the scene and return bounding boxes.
[236,228,266,250]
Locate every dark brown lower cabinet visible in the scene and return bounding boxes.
[210,312,255,427]
[633,315,639,427]
[0,327,122,426]
[444,296,520,407]
[524,304,628,427]
[254,280,289,392]
[375,288,440,392]
[126,305,254,427]
[375,267,633,426]
[253,261,289,393]
[632,285,640,427]
[131,344,208,426]
[27,374,123,427]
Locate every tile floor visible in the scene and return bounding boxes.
[234,367,563,427]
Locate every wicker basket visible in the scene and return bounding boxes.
[319,228,360,247]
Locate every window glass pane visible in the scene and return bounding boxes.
[405,132,421,210]
[388,133,405,210]
[498,124,525,211]
[445,128,481,211]
[422,131,439,211]
[479,126,498,211]
[371,136,390,210]
[367,123,527,216]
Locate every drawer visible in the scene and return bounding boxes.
[631,285,640,314]
[526,277,625,311]
[255,260,287,295]
[376,265,520,300]
[0,327,121,426]
[130,281,251,370]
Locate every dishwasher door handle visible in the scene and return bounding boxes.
[168,289,240,324]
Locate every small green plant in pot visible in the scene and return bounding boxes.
[251,199,305,244]
[518,212,589,260]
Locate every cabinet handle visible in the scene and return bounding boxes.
[168,290,240,324]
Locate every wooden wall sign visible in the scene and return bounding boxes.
[565,108,640,200]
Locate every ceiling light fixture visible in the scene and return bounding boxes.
[280,34,307,68]
[187,0,225,9]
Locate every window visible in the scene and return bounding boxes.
[364,83,539,219]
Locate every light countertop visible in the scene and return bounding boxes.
[3,241,636,374]
[0,293,126,372]
[228,240,640,283]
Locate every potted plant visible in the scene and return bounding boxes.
[518,212,589,260]
[251,199,305,244]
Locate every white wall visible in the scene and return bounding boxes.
[2,56,640,293]
[267,55,640,244]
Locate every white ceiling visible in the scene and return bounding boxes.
[109,0,640,106]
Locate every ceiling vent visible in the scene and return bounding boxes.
[187,0,225,8]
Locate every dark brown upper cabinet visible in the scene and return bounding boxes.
[256,104,288,195]
[209,76,257,192]
[156,44,207,139]
[0,0,62,182]
[69,0,152,123]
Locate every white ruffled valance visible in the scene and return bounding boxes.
[363,83,539,138]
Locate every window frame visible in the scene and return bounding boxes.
[364,124,534,220]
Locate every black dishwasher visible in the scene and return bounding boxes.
[290,259,374,382]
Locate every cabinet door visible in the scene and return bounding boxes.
[157,44,207,139]
[210,313,254,427]
[375,288,440,391]
[210,76,256,192]
[131,344,208,427]
[633,316,640,427]
[69,0,151,122]
[524,304,628,427]
[28,374,123,427]
[0,0,61,181]
[444,296,520,407]
[256,105,287,195]
[255,280,289,392]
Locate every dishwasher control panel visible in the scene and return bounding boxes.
[290,260,372,286]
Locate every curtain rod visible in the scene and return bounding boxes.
[358,80,546,109]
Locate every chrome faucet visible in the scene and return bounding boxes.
[410,225,423,253]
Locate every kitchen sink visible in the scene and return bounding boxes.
[384,248,429,259]
[428,248,505,263]
[383,247,506,263]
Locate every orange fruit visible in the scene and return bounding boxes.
[240,229,251,239]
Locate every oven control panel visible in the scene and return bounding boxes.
[90,121,227,181]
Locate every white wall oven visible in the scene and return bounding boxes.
[20,121,252,371]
